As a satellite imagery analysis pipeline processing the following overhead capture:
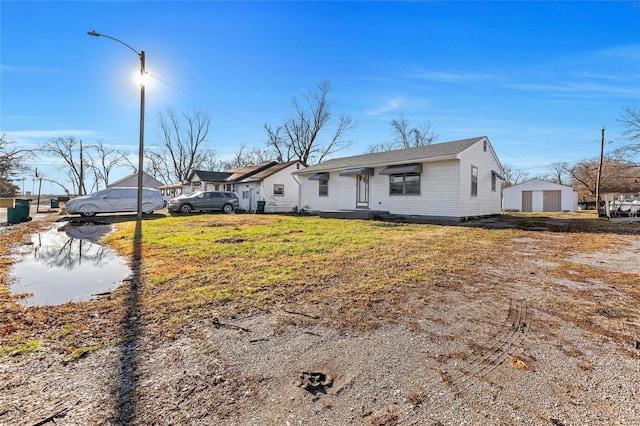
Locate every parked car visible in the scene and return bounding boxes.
[167,191,239,214]
[65,187,165,217]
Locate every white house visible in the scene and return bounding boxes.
[234,160,306,212]
[502,179,578,212]
[293,136,504,221]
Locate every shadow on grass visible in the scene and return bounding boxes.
[114,218,143,424]
[379,212,640,236]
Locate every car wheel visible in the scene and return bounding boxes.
[80,205,97,217]
[223,203,234,214]
[142,203,154,215]
[180,204,193,214]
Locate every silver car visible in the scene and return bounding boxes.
[65,187,165,217]
[167,191,239,214]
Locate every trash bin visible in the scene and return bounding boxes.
[7,198,32,224]
[256,200,266,214]
[51,198,60,208]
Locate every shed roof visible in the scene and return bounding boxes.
[108,171,164,188]
[503,178,576,193]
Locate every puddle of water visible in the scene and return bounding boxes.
[9,222,131,306]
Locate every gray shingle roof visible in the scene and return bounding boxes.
[296,137,486,174]
[190,170,233,182]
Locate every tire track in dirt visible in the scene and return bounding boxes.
[456,299,531,392]
[423,300,531,399]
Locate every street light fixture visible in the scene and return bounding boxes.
[87,30,146,220]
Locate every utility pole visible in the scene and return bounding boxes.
[595,127,605,216]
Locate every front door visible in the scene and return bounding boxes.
[356,175,370,208]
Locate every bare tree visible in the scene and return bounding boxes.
[618,106,640,141]
[570,157,640,200]
[501,164,530,187]
[541,161,571,185]
[39,136,88,195]
[148,108,215,184]
[0,134,34,196]
[223,143,276,170]
[368,114,437,153]
[615,106,640,165]
[265,80,355,165]
[85,139,134,189]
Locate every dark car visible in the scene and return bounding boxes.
[167,191,239,214]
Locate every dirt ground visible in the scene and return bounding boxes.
[1,214,639,426]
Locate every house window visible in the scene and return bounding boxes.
[491,173,496,192]
[242,191,250,199]
[471,166,478,197]
[389,173,420,195]
[483,140,488,152]
[319,179,329,196]
[274,184,284,196]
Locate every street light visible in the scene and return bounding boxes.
[87,30,145,220]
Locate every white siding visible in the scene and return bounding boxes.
[300,174,355,211]
[374,160,461,217]
[457,139,503,217]
[235,182,260,211]
[261,163,303,213]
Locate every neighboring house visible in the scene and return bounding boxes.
[184,161,305,212]
[187,170,233,192]
[187,162,277,192]
[108,171,164,189]
[293,136,504,221]
[157,181,192,202]
[234,160,306,212]
[502,179,578,212]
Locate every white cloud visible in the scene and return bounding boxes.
[0,64,62,74]
[505,81,637,98]
[365,96,407,116]
[408,70,493,83]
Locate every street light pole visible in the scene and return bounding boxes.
[87,30,145,220]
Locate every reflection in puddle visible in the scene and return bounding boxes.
[9,222,131,306]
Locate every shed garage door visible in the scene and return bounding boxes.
[521,191,532,212]
[543,190,561,212]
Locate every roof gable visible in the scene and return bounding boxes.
[296,137,487,173]
[236,160,304,183]
[224,161,277,181]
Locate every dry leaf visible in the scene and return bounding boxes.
[508,356,527,370]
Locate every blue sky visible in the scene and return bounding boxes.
[1,1,639,194]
